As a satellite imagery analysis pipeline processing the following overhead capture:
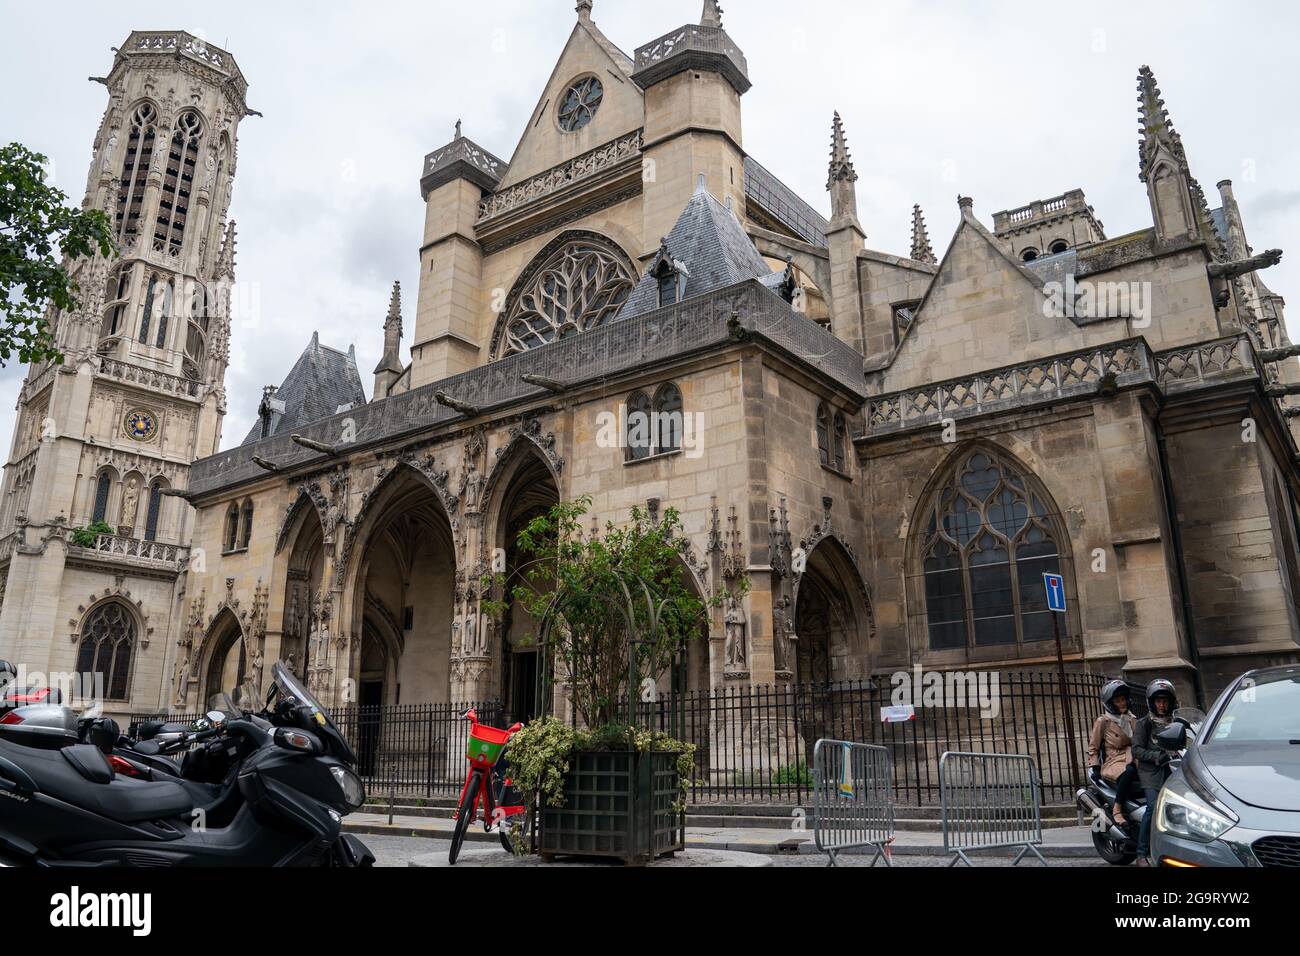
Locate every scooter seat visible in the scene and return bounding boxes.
[0,737,192,824]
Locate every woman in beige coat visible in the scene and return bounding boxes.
[1086,680,1137,823]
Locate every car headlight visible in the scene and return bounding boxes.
[1156,778,1237,842]
[329,765,365,810]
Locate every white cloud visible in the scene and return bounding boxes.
[2,0,1297,452]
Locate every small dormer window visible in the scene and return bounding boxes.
[1049,239,1069,255]
[649,238,689,308]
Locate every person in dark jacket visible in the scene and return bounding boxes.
[1131,678,1178,866]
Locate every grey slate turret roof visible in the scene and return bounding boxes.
[242,332,367,445]
[619,177,775,320]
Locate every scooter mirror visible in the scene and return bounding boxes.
[1155,721,1188,752]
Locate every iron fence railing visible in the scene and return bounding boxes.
[130,673,1117,806]
[333,700,505,798]
[628,672,1116,805]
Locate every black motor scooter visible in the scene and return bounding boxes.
[0,662,374,867]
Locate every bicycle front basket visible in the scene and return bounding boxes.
[467,723,510,766]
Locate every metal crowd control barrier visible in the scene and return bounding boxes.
[812,739,895,866]
[938,751,1048,866]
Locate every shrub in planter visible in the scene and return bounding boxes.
[69,520,112,547]
[486,498,727,864]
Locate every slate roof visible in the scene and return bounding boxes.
[619,179,776,320]
[242,332,367,445]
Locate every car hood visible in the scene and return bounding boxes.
[1193,742,1300,812]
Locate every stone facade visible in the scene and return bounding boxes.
[4,4,1297,721]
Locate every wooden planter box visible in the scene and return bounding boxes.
[539,750,685,865]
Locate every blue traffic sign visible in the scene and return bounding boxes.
[1043,572,1066,613]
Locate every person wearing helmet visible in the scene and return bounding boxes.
[1086,679,1137,823]
[1131,678,1179,866]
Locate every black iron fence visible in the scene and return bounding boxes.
[333,700,504,797]
[128,673,1123,806]
[630,672,1119,805]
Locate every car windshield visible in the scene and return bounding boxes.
[1208,674,1300,743]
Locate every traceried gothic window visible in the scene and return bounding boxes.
[240,500,254,549]
[156,110,203,255]
[184,281,210,380]
[76,602,136,701]
[115,103,157,241]
[625,391,652,462]
[140,274,169,346]
[500,238,635,356]
[918,448,1064,652]
[557,76,603,132]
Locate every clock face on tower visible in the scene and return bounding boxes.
[123,408,157,441]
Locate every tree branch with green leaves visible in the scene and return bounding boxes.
[0,142,116,366]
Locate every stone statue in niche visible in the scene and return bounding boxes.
[724,594,747,668]
[99,129,119,173]
[119,477,140,534]
[772,596,795,674]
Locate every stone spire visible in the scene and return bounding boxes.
[701,0,724,28]
[576,0,593,22]
[827,111,857,189]
[910,204,936,264]
[826,111,860,226]
[215,220,237,279]
[373,281,405,399]
[1136,65,1187,183]
[1136,66,1200,245]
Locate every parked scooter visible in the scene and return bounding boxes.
[1076,706,1204,865]
[0,662,374,867]
[0,659,61,714]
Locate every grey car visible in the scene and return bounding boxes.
[1151,664,1300,867]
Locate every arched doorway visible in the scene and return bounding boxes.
[490,445,559,723]
[350,466,456,706]
[793,537,872,684]
[201,608,245,706]
[281,500,325,679]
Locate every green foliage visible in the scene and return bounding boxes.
[0,142,116,366]
[483,496,719,728]
[772,761,813,787]
[504,716,696,850]
[69,520,113,547]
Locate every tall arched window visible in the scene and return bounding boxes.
[625,392,652,462]
[156,110,203,255]
[240,500,254,549]
[816,404,830,466]
[103,265,132,337]
[653,383,683,453]
[139,275,164,344]
[76,602,136,701]
[833,413,847,472]
[918,448,1064,651]
[144,479,165,541]
[496,234,636,357]
[224,503,240,553]
[115,103,157,241]
[92,471,114,524]
[184,281,209,380]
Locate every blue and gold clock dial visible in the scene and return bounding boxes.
[123,408,157,441]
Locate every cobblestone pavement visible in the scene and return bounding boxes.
[362,834,1108,868]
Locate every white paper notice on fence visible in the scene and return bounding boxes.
[880,705,915,723]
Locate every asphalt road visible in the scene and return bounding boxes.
[362,833,1108,868]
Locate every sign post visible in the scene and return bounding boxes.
[1043,572,1081,788]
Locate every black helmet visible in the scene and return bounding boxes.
[1146,678,1178,714]
[1100,679,1129,715]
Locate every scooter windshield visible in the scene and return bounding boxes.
[271,662,357,763]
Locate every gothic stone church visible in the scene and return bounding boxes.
[3,1,1298,723]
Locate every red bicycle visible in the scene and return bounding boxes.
[448,709,530,864]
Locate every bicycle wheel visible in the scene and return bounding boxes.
[499,804,535,854]
[449,773,480,865]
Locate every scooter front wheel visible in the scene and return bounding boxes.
[1092,829,1137,866]
[449,773,480,865]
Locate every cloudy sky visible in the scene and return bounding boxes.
[2,0,1298,451]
